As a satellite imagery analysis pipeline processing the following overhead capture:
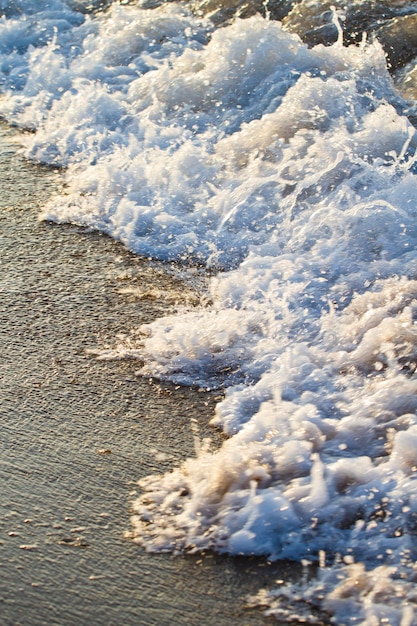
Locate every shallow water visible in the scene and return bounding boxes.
[0,124,300,625]
[3,1,417,623]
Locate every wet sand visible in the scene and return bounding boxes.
[0,124,301,625]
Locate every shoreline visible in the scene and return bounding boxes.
[0,124,300,625]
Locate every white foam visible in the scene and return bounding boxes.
[2,2,417,622]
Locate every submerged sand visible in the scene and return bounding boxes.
[0,124,301,625]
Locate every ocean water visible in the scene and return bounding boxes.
[2,1,417,623]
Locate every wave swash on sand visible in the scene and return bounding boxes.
[2,1,417,623]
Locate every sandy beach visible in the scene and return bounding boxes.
[0,124,301,625]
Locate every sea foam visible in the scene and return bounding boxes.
[2,2,417,623]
